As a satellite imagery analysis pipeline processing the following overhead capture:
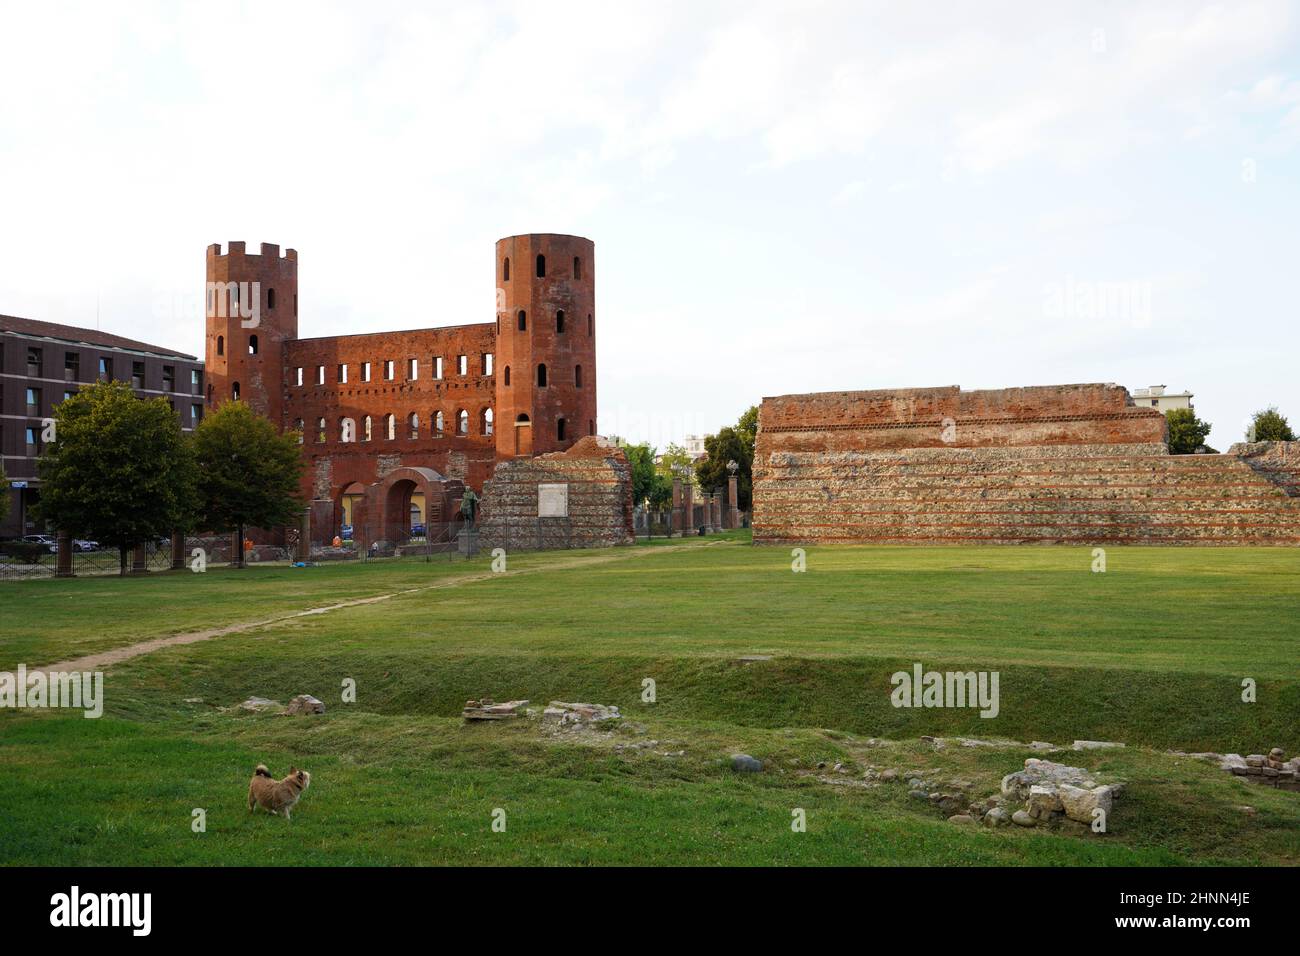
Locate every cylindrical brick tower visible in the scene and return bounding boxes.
[204,241,298,426]
[493,234,597,458]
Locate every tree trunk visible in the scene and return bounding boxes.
[235,522,244,569]
[119,545,129,577]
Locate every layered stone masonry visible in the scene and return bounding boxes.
[479,436,635,551]
[754,385,1300,546]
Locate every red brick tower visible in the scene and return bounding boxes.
[494,234,597,458]
[204,242,298,425]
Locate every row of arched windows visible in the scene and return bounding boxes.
[294,408,493,444]
[511,310,593,336]
[501,255,583,281]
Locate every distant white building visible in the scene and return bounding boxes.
[1131,385,1193,413]
[682,434,708,459]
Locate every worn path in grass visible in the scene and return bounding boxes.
[32,539,728,674]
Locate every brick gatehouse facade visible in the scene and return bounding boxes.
[204,234,602,547]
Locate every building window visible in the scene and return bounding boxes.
[587,314,593,336]
[537,363,547,387]
[316,366,325,385]
[503,257,510,281]
[589,419,594,436]
[556,310,565,333]
[338,363,348,384]
[457,409,469,435]
[557,418,566,441]
[216,336,224,356]
[385,413,396,440]
[316,418,327,443]
[98,357,112,381]
[363,416,373,441]
[536,253,546,277]
[191,368,203,394]
[483,353,493,375]
[132,361,145,388]
[26,387,40,414]
[267,287,276,310]
[408,358,418,381]
[293,418,304,443]
[26,347,41,376]
[362,362,372,383]
[573,256,581,279]
[482,407,494,436]
[435,410,444,435]
[231,381,240,400]
[408,412,419,439]
[192,404,203,426]
[384,360,395,381]
[295,367,304,387]
[64,352,79,382]
[457,354,467,376]
[432,356,442,380]
[26,426,39,453]
[63,390,75,403]
[163,366,175,391]
[575,364,582,387]
[340,417,356,443]
[504,366,511,386]
[248,335,259,355]
[517,310,526,331]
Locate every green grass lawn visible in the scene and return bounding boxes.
[1,533,1297,866]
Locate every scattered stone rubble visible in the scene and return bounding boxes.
[462,698,530,721]
[284,694,325,716]
[1169,747,1300,791]
[542,701,620,725]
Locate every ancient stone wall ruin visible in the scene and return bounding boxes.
[479,436,635,551]
[753,384,1300,546]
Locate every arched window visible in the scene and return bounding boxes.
[457,409,469,435]
[408,412,419,439]
[383,414,395,440]
[363,415,373,442]
[482,407,494,436]
[503,257,510,281]
[587,314,593,336]
[537,363,547,387]
[435,410,445,435]
[517,310,526,331]
[340,417,355,443]
[536,253,546,277]
[293,418,304,443]
[516,413,530,423]
[267,287,276,310]
[575,364,583,387]
[231,381,240,401]
[556,310,565,333]
[504,365,511,386]
[573,256,581,279]
[248,334,258,355]
[216,335,224,356]
[557,418,566,441]
[316,417,326,443]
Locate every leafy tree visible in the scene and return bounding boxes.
[1249,406,1295,442]
[618,440,673,510]
[191,401,305,568]
[656,443,697,489]
[36,380,197,575]
[1165,407,1213,455]
[693,405,758,510]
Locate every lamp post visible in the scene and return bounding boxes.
[671,461,694,537]
[725,458,740,530]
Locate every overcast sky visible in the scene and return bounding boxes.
[1,0,1297,450]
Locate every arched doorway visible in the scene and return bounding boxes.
[339,482,365,541]
[514,413,532,457]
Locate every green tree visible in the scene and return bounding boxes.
[1165,407,1213,455]
[36,380,197,575]
[656,443,697,488]
[1249,406,1295,442]
[618,440,674,510]
[693,405,759,510]
[191,401,305,568]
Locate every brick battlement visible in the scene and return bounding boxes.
[207,241,298,261]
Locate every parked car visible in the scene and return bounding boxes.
[411,522,426,536]
[73,539,99,552]
[340,524,353,541]
[21,534,57,553]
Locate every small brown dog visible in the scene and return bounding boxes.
[247,764,311,820]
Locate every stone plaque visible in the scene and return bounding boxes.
[538,482,569,517]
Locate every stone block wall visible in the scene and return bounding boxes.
[753,384,1300,546]
[1230,441,1300,498]
[479,436,635,551]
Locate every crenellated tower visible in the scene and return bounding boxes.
[204,241,298,426]
[493,234,597,458]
